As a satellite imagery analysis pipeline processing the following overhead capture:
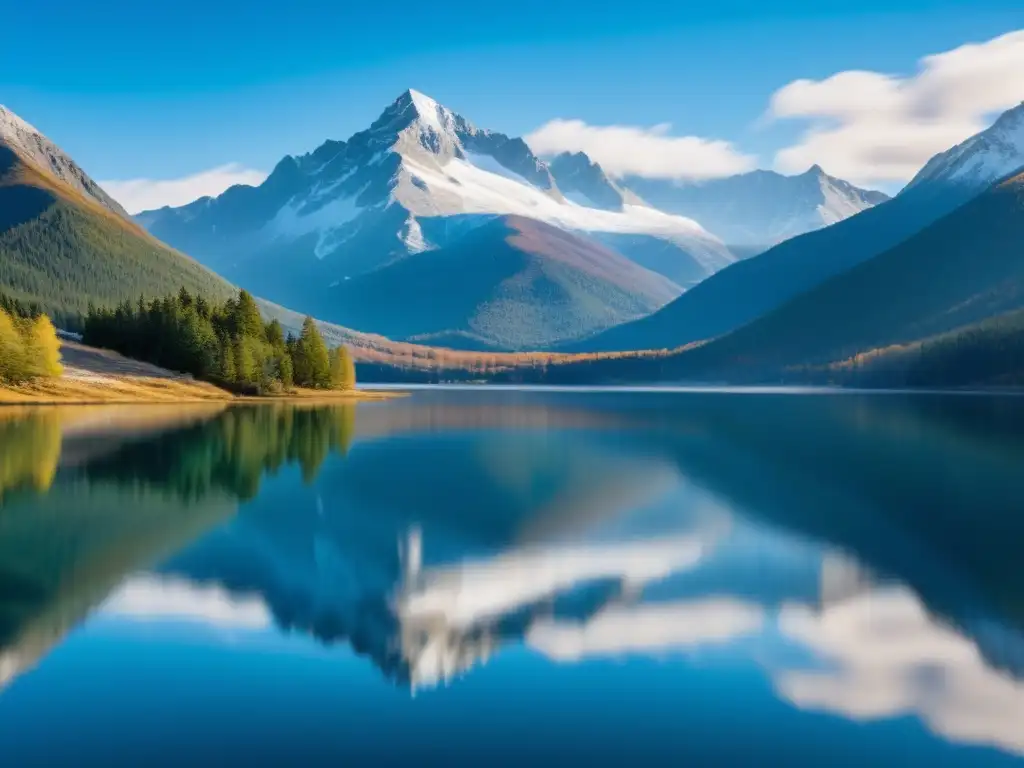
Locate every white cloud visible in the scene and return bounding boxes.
[525,119,756,180]
[100,163,268,214]
[769,29,1024,186]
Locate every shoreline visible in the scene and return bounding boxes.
[0,382,402,406]
[0,390,402,406]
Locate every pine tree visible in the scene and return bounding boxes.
[265,319,285,349]
[293,316,332,389]
[278,351,294,390]
[195,295,211,319]
[234,290,264,339]
[233,335,257,387]
[217,332,237,383]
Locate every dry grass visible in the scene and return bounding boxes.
[0,374,232,405]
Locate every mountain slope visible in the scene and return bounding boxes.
[0,110,233,320]
[578,103,1024,353]
[623,165,888,254]
[140,90,733,338]
[320,215,678,350]
[650,170,1024,380]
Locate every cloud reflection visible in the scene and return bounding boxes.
[527,598,765,661]
[102,575,271,630]
[774,587,1024,756]
[393,525,724,690]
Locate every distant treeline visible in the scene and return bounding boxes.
[0,304,63,385]
[83,288,356,395]
[792,308,1024,389]
[905,310,1024,387]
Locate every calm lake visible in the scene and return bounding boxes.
[1,389,1023,766]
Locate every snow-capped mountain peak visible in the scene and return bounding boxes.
[903,102,1024,194]
[0,104,42,142]
[138,89,738,339]
[179,88,729,271]
[405,89,448,133]
[0,104,129,218]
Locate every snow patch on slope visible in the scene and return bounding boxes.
[817,177,875,226]
[266,187,368,259]
[402,154,728,253]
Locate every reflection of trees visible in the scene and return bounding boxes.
[0,404,357,690]
[80,404,356,502]
[0,411,61,502]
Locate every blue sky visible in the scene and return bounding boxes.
[2,0,1022,210]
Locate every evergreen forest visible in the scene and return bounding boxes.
[83,288,356,394]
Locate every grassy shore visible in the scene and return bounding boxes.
[0,341,397,405]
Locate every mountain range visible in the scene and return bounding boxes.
[577,102,1024,355]
[622,165,888,256]
[660,167,1024,382]
[137,90,885,349]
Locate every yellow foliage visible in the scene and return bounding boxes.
[0,309,25,382]
[0,309,62,383]
[24,315,64,379]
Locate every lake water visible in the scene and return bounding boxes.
[1,389,1023,766]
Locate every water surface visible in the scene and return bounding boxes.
[1,390,1023,766]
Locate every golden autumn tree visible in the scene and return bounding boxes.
[0,308,25,383]
[329,345,357,390]
[21,315,63,380]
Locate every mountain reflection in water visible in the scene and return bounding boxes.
[1,391,1023,764]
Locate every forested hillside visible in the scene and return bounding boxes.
[0,145,233,323]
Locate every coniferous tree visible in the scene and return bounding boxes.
[233,335,256,388]
[234,290,264,339]
[217,332,237,383]
[293,316,332,389]
[265,319,285,349]
[278,352,294,390]
[79,287,359,395]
